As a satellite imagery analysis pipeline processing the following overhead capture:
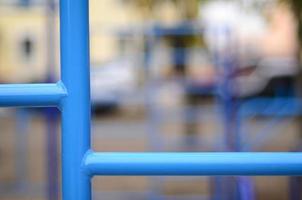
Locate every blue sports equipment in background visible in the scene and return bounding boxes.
[0,1,302,199]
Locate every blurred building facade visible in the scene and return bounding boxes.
[0,0,47,82]
[0,0,298,83]
[0,0,187,83]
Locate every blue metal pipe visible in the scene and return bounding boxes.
[15,109,30,188]
[60,0,91,199]
[84,152,302,176]
[45,107,59,200]
[0,82,66,107]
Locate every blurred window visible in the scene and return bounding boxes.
[21,37,34,61]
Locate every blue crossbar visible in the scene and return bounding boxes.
[0,1,301,199]
[0,82,66,107]
[84,152,302,176]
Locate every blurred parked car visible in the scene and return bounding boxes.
[90,57,137,111]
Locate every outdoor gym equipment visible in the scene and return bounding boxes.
[0,1,302,199]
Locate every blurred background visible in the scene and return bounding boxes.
[1,0,302,199]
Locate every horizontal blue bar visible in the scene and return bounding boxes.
[240,98,302,117]
[0,82,67,107]
[83,152,302,176]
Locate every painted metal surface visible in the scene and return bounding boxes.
[0,1,301,200]
[59,0,91,199]
[84,152,302,176]
[0,82,66,107]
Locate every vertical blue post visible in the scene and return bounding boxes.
[60,0,91,199]
[15,109,29,189]
[45,0,59,199]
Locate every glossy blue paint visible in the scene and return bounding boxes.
[0,82,66,107]
[83,152,302,176]
[60,0,91,199]
[0,1,301,200]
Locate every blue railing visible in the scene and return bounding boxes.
[0,0,302,199]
